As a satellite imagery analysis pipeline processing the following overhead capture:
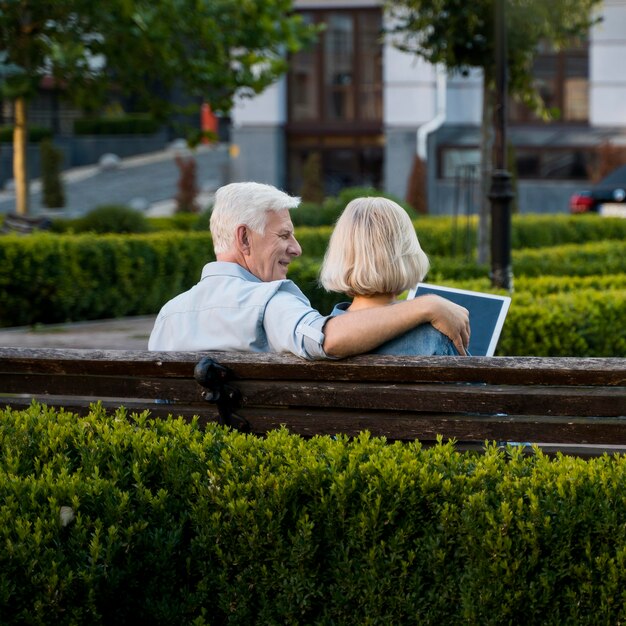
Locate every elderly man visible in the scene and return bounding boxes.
[148,182,470,359]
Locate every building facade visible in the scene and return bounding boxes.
[230,0,626,214]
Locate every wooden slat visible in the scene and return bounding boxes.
[0,373,203,402]
[234,380,626,418]
[232,407,626,445]
[1,347,625,457]
[3,372,623,418]
[1,348,625,386]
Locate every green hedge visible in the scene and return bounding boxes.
[49,213,626,257]
[425,240,626,282]
[0,232,211,326]
[2,233,625,355]
[293,217,626,260]
[0,124,53,143]
[414,214,626,257]
[3,403,626,625]
[73,114,160,135]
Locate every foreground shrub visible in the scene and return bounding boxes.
[2,404,626,625]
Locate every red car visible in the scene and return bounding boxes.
[569,164,626,216]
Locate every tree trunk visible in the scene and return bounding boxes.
[478,80,494,265]
[13,96,29,216]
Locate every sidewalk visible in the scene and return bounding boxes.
[0,316,156,350]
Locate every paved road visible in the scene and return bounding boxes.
[0,316,157,350]
[0,142,229,218]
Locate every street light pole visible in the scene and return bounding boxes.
[489,0,514,291]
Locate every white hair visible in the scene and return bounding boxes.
[319,197,430,296]
[210,182,301,254]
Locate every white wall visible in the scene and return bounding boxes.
[383,44,437,125]
[231,78,286,127]
[590,0,626,126]
[446,69,483,124]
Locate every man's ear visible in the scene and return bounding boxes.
[235,224,251,255]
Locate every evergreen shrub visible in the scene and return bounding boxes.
[0,232,211,326]
[3,403,626,625]
[74,205,152,234]
[0,124,52,143]
[73,115,160,135]
[290,187,418,227]
[40,138,65,209]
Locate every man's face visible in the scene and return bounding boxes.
[246,209,302,281]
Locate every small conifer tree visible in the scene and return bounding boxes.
[174,154,200,213]
[299,152,325,203]
[40,138,65,209]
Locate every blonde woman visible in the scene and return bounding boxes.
[319,197,459,356]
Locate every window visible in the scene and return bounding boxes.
[509,38,589,123]
[287,8,383,195]
[438,146,592,181]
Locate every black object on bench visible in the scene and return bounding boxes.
[0,347,625,456]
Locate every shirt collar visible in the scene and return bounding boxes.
[201,261,263,283]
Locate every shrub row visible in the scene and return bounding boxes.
[426,240,626,282]
[73,114,160,135]
[293,217,626,260]
[498,288,626,356]
[3,403,626,625]
[2,234,624,355]
[0,233,211,327]
[0,124,53,143]
[49,209,626,254]
[440,273,626,297]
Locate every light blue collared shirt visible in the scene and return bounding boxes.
[149,262,330,359]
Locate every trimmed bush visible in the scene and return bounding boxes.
[0,124,52,143]
[3,403,626,625]
[73,205,152,235]
[0,232,212,326]
[73,114,160,135]
[40,138,65,209]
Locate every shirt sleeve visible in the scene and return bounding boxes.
[263,285,335,360]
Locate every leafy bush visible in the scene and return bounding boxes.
[40,138,65,209]
[3,403,626,625]
[0,124,52,143]
[73,205,152,234]
[0,232,211,326]
[290,187,418,227]
[73,114,160,135]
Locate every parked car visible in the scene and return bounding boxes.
[569,163,626,216]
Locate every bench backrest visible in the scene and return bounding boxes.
[1,347,625,455]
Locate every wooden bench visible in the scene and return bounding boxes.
[1,347,625,456]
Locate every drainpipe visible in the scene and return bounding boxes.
[417,64,447,161]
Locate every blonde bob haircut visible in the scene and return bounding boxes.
[319,197,429,297]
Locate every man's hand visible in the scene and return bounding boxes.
[426,295,470,356]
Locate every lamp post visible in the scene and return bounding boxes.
[489,0,514,291]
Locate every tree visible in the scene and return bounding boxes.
[385,0,602,262]
[0,0,318,215]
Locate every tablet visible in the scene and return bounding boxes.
[407,283,511,356]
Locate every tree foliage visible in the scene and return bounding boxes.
[0,0,319,213]
[385,0,602,266]
[385,0,602,112]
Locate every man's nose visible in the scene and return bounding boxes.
[288,236,302,257]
